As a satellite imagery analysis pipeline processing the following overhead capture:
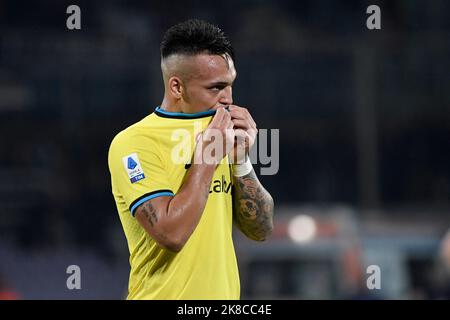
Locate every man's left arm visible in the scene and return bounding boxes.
[232,169,274,241]
[227,105,274,241]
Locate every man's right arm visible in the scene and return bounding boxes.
[134,108,234,252]
[135,162,215,252]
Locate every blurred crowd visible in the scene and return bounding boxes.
[0,0,449,299]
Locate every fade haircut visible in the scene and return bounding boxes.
[160,19,235,62]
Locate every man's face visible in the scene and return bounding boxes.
[180,53,236,113]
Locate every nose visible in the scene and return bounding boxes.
[219,86,233,106]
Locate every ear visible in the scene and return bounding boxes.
[168,76,183,99]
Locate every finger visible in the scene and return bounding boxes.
[236,128,256,145]
[245,112,257,130]
[231,119,252,130]
[229,105,257,129]
[240,108,257,129]
[195,132,203,143]
[233,128,248,140]
[221,109,232,129]
[227,119,234,130]
[232,120,257,133]
[210,107,226,127]
[228,106,247,120]
[247,127,258,140]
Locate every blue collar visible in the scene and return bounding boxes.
[154,106,216,119]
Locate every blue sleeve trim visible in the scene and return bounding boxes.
[130,190,174,217]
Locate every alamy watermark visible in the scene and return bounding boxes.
[366,5,381,30]
[170,122,279,176]
[366,265,381,290]
[66,5,81,30]
[66,5,381,31]
[66,265,81,290]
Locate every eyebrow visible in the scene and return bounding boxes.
[208,73,237,87]
[208,81,232,87]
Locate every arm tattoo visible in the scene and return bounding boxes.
[140,201,158,227]
[137,201,172,247]
[232,170,274,241]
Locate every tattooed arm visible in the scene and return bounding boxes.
[135,162,215,252]
[232,169,274,241]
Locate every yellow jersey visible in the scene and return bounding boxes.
[108,106,240,300]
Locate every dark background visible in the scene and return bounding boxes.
[0,0,449,299]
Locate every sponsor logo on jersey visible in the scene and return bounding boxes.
[209,175,232,194]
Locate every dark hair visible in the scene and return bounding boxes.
[161,19,235,62]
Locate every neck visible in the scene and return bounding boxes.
[160,95,182,113]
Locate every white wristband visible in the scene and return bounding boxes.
[232,158,253,177]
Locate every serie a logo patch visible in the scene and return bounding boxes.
[122,153,145,183]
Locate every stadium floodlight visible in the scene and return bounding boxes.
[288,214,317,244]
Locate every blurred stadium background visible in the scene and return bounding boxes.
[0,0,449,299]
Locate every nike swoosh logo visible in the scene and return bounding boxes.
[185,163,192,170]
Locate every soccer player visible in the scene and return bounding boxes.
[108,19,274,299]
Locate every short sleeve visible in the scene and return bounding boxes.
[108,131,174,216]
